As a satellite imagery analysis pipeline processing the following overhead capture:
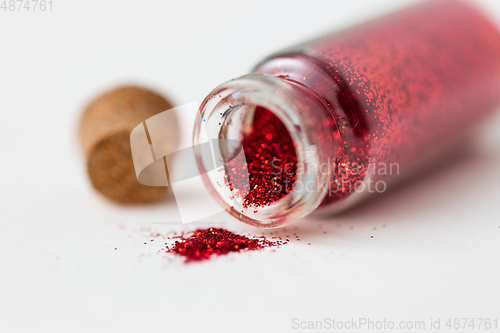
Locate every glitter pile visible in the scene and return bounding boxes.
[224,106,297,208]
[168,228,285,262]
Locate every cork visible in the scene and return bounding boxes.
[79,86,179,203]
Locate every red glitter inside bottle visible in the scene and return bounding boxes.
[194,0,500,228]
[224,106,298,208]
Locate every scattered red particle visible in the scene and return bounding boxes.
[168,228,284,263]
[225,106,297,208]
[114,248,117,250]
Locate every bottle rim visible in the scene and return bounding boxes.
[193,73,335,228]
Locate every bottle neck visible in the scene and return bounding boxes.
[194,73,339,228]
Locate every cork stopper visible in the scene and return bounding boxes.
[79,86,179,203]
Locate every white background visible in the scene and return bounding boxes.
[1,0,500,332]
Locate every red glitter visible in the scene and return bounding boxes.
[224,106,297,208]
[168,228,285,262]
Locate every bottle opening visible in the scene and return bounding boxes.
[194,74,336,228]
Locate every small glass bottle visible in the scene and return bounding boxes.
[193,0,500,228]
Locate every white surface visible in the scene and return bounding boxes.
[1,0,500,332]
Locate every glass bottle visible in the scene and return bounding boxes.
[193,0,500,228]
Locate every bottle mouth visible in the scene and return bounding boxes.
[193,74,335,228]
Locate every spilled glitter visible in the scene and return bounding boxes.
[167,228,287,263]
